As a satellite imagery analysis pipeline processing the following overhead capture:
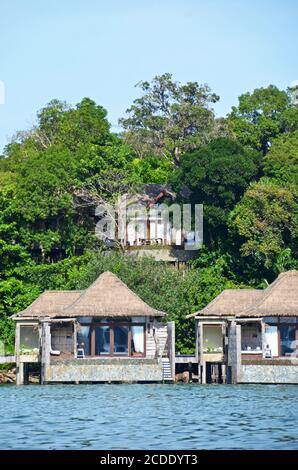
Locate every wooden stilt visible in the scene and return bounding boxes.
[24,362,29,385]
[202,361,206,384]
[16,362,24,386]
[222,364,226,384]
[41,320,50,385]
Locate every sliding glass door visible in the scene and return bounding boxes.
[90,321,145,357]
[279,325,297,357]
[131,325,145,356]
[94,325,110,355]
[114,325,129,355]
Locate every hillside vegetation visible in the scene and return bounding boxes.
[0,75,297,353]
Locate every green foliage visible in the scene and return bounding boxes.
[263,131,298,184]
[23,251,95,291]
[36,97,111,151]
[171,138,260,243]
[228,178,298,270]
[130,156,173,184]
[1,99,140,264]
[0,171,31,279]
[0,277,41,350]
[119,73,223,165]
[228,85,298,154]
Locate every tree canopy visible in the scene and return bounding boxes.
[228,85,298,154]
[228,178,298,272]
[171,138,260,244]
[263,130,298,184]
[119,73,224,165]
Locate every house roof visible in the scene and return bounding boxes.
[237,270,298,317]
[12,291,82,319]
[186,289,263,319]
[120,185,176,209]
[63,271,165,317]
[143,184,176,205]
[187,271,298,319]
[12,272,166,319]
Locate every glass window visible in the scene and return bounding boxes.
[77,317,93,324]
[95,326,110,355]
[114,325,129,355]
[279,325,296,357]
[77,326,91,356]
[241,323,262,352]
[264,326,278,357]
[20,326,39,353]
[51,324,74,353]
[133,316,145,323]
[203,325,223,353]
[131,325,144,355]
[90,321,146,357]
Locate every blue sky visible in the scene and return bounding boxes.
[0,0,297,153]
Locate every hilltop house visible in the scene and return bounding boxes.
[109,184,200,267]
[187,271,298,384]
[12,272,175,385]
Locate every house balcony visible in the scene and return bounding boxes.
[125,240,199,264]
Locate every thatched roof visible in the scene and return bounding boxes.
[237,270,298,317]
[12,291,82,319]
[186,289,263,319]
[188,271,298,319]
[13,272,165,319]
[63,272,165,317]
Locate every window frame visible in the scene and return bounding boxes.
[278,323,298,358]
[90,321,146,358]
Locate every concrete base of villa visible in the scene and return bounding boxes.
[44,357,164,383]
[196,359,298,385]
[238,359,298,384]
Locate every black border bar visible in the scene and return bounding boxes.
[0,450,297,465]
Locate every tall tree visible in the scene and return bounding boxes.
[228,85,298,154]
[119,73,223,165]
[263,130,298,185]
[171,138,260,245]
[228,178,298,271]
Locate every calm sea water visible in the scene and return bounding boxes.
[0,384,297,450]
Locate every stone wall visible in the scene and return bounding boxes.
[240,365,298,384]
[46,358,163,382]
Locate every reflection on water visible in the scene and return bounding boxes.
[0,384,297,450]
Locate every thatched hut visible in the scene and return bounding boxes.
[187,271,298,384]
[12,272,175,385]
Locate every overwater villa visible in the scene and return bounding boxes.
[12,272,175,385]
[187,270,298,384]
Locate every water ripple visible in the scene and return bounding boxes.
[0,383,297,449]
